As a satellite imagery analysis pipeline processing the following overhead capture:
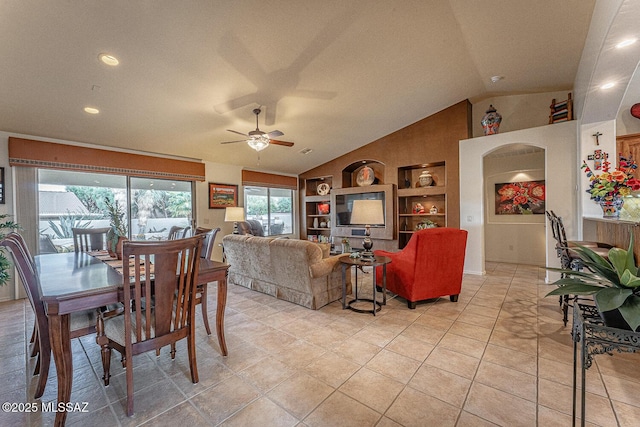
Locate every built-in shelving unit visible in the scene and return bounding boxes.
[397,161,447,249]
[302,176,332,242]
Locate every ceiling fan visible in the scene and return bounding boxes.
[221,108,294,152]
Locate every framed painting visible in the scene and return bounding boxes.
[208,183,238,209]
[495,180,545,215]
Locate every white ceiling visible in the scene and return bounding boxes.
[0,0,608,174]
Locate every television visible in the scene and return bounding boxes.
[331,184,395,240]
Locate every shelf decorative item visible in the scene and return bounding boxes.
[356,166,375,186]
[430,205,438,214]
[320,221,327,228]
[418,170,433,187]
[313,217,319,229]
[317,203,330,215]
[317,182,330,196]
[549,93,573,124]
[413,202,425,214]
[415,219,438,230]
[481,105,502,135]
[341,238,351,254]
[582,152,640,218]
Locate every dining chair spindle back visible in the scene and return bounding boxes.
[96,235,204,416]
[72,227,111,252]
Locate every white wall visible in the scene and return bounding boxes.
[460,121,578,276]
[579,120,617,224]
[484,151,545,264]
[196,161,243,262]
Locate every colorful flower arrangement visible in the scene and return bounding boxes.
[496,181,546,214]
[582,153,640,202]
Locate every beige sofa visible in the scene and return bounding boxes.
[222,235,350,309]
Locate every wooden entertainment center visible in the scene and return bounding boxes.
[299,100,472,251]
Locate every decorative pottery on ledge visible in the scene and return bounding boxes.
[599,196,624,218]
[481,105,502,135]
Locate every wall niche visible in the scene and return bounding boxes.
[342,160,385,187]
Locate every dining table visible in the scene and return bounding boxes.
[35,251,230,427]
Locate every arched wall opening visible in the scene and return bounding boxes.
[483,144,546,265]
[459,122,578,278]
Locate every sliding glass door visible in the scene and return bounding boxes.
[38,169,194,252]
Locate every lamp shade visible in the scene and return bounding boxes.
[350,199,384,225]
[224,207,245,222]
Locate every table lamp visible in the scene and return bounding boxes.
[224,207,245,234]
[350,199,384,260]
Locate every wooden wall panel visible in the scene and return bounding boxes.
[299,100,472,248]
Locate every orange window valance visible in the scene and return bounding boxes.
[241,169,297,190]
[8,137,205,181]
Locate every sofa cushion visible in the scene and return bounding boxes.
[222,234,349,309]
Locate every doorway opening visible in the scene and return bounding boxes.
[483,144,546,265]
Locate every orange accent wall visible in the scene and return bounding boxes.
[8,137,205,181]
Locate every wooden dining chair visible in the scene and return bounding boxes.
[96,235,204,416]
[0,232,100,399]
[193,227,220,334]
[168,225,191,240]
[72,227,111,252]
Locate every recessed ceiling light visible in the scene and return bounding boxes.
[300,148,313,155]
[83,107,100,114]
[98,53,119,66]
[490,75,504,83]
[600,82,616,90]
[616,38,637,49]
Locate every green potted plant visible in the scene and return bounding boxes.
[0,214,22,286]
[547,236,640,331]
[105,199,128,259]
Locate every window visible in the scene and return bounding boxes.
[244,186,293,236]
[129,177,193,240]
[38,169,194,252]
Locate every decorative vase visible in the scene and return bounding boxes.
[320,221,327,228]
[115,236,127,260]
[313,217,319,229]
[418,170,433,187]
[481,105,502,135]
[599,197,624,218]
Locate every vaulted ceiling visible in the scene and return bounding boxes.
[0,1,603,174]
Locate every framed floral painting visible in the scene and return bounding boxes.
[495,180,545,215]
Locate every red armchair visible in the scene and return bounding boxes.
[374,228,468,309]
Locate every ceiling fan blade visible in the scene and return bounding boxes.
[270,139,294,147]
[227,129,248,137]
[267,130,284,138]
[220,139,247,144]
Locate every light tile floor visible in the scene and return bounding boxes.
[1,262,639,426]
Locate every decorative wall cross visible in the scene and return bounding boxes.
[592,131,602,146]
[587,149,607,170]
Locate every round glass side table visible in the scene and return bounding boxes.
[339,255,391,316]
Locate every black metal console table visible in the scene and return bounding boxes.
[571,301,640,426]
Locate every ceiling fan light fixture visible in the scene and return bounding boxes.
[247,135,270,152]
